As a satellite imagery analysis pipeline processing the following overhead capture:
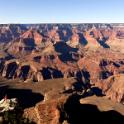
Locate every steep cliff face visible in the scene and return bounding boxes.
[97,74,124,103]
[21,29,43,45]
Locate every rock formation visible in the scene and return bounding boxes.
[1,24,124,123]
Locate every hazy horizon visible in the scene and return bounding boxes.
[0,0,124,23]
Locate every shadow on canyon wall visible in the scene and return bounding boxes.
[63,94,124,124]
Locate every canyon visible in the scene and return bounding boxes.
[0,24,124,124]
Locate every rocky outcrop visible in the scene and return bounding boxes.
[21,29,43,45]
[22,77,83,124]
[66,33,80,48]
[84,31,100,49]
[80,95,124,115]
[97,74,124,103]
[0,60,43,82]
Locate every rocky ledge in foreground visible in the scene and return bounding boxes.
[1,75,124,124]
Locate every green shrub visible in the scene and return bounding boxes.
[1,106,35,124]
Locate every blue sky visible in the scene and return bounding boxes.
[0,0,124,23]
